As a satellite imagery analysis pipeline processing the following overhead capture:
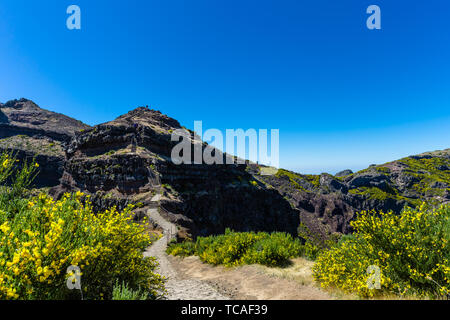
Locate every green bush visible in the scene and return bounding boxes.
[0,153,39,218]
[241,232,304,266]
[166,240,196,257]
[167,229,304,267]
[303,241,322,261]
[112,280,148,300]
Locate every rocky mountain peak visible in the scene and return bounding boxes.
[0,98,90,139]
[1,98,41,111]
[104,106,182,133]
[65,106,186,160]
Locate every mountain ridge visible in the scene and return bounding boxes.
[1,98,448,243]
[0,98,90,140]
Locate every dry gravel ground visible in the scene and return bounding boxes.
[168,255,335,300]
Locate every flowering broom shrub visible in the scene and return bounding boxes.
[313,203,450,299]
[167,229,304,267]
[0,153,164,300]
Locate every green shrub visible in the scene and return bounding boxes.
[0,153,39,218]
[166,240,196,257]
[241,232,304,266]
[303,241,322,261]
[112,280,148,300]
[168,229,304,267]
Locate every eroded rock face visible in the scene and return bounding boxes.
[158,162,299,237]
[58,107,178,197]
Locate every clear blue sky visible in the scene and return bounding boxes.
[0,0,449,174]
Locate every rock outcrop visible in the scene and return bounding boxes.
[335,169,353,177]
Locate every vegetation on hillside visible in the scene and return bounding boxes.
[275,151,450,207]
[399,156,450,197]
[0,136,63,157]
[346,154,450,204]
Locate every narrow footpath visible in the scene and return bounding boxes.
[144,194,230,300]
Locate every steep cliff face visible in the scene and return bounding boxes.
[0,99,90,187]
[157,162,299,237]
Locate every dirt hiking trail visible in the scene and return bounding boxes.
[144,193,334,300]
[144,195,229,300]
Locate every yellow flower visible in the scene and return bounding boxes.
[2,159,9,168]
[37,267,43,275]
